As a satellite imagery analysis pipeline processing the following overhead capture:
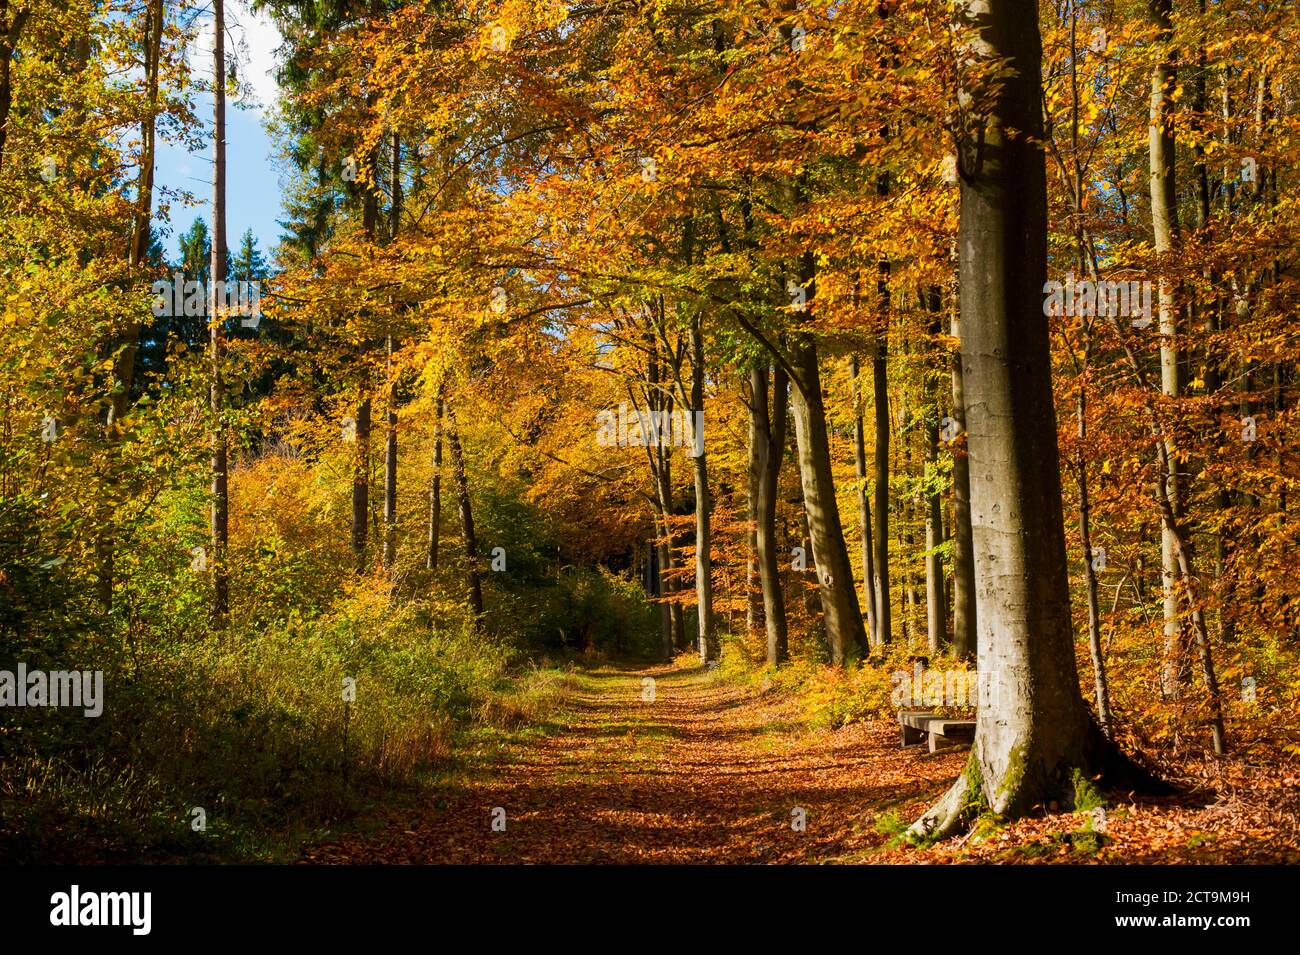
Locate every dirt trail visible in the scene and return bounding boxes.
[301,660,1299,864]
[301,660,952,864]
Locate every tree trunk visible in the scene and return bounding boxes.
[383,133,401,570]
[872,291,893,646]
[789,331,867,665]
[446,406,483,622]
[750,365,790,665]
[924,429,946,652]
[687,314,717,663]
[210,0,229,629]
[652,510,674,660]
[924,289,948,654]
[911,0,1161,841]
[1149,0,1187,701]
[427,393,444,570]
[1078,383,1112,737]
[98,0,164,609]
[851,354,878,647]
[950,304,977,662]
[0,1,30,172]
[1067,10,1112,736]
[351,397,371,571]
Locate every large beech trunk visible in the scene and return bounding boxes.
[911,0,1161,840]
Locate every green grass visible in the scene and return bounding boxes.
[0,604,577,863]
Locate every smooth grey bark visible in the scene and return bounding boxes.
[1149,0,1186,701]
[750,365,790,665]
[911,0,1161,841]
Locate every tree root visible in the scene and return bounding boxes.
[907,721,1175,845]
[907,764,976,843]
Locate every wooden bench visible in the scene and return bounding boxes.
[898,709,976,753]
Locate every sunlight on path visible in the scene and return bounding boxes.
[302,661,952,864]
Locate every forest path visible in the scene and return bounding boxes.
[301,659,951,863]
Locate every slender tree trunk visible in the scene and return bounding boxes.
[209,0,229,629]
[911,0,1160,840]
[924,423,947,655]
[851,354,878,647]
[746,449,761,637]
[1078,375,1112,736]
[446,406,483,622]
[0,1,30,172]
[1191,13,1232,651]
[383,336,397,569]
[383,132,401,570]
[652,509,674,660]
[111,0,164,421]
[872,282,893,646]
[687,314,717,663]
[924,289,947,654]
[98,0,164,610]
[950,302,976,661]
[352,397,371,571]
[1149,0,1187,700]
[642,333,683,657]
[789,330,867,665]
[659,467,686,652]
[351,126,380,573]
[427,393,444,570]
[1067,7,1112,736]
[751,365,790,665]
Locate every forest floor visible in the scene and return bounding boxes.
[300,660,1300,864]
